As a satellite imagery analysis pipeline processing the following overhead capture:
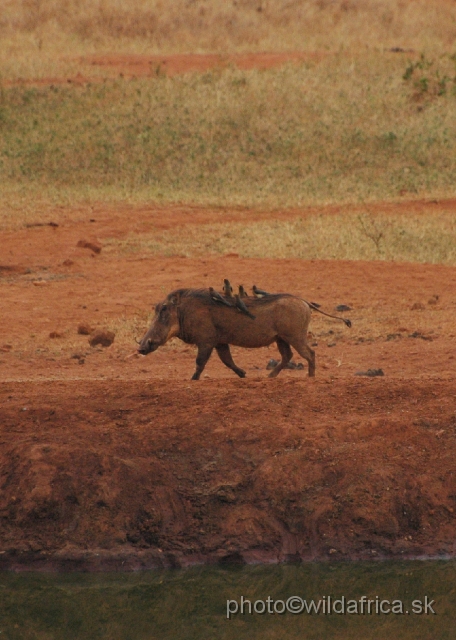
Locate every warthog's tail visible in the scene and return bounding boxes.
[301,299,352,328]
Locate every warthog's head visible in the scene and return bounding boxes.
[138,295,180,355]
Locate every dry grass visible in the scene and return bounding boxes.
[1,1,455,81]
[104,208,456,265]
[0,2,455,90]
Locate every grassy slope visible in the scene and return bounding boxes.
[1,1,455,263]
[1,56,456,206]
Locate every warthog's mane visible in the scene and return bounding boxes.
[165,288,212,304]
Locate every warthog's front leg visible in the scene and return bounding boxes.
[191,345,214,380]
[215,344,246,378]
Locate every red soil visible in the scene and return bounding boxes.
[7,51,327,87]
[84,51,327,76]
[1,200,456,570]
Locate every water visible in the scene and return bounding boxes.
[0,561,455,639]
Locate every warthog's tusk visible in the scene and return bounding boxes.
[125,351,144,360]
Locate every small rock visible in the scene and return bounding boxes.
[335,304,351,312]
[214,485,237,503]
[78,323,93,335]
[266,359,304,370]
[0,344,12,352]
[49,331,63,339]
[428,295,439,305]
[62,259,74,267]
[286,361,304,370]
[327,342,337,348]
[411,302,425,311]
[409,331,433,341]
[355,368,384,377]
[89,330,115,348]
[25,221,58,229]
[77,239,102,254]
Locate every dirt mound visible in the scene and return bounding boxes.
[0,378,455,571]
[88,330,115,348]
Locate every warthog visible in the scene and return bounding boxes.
[138,288,350,380]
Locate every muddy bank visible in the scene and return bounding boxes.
[0,379,455,571]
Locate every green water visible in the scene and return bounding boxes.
[0,561,455,640]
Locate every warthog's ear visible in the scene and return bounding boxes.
[168,294,179,306]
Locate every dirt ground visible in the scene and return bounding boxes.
[1,196,456,571]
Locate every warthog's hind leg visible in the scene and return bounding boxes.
[191,345,214,380]
[268,338,293,378]
[215,344,246,378]
[288,338,315,377]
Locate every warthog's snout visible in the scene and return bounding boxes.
[138,338,159,355]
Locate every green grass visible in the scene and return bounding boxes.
[1,52,456,223]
